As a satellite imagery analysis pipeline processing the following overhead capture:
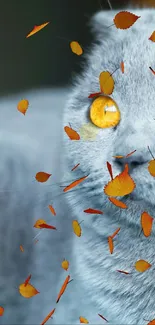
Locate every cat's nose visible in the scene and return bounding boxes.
[114,151,149,171]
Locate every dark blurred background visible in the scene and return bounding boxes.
[0,0,152,97]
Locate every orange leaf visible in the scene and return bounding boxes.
[35,172,51,183]
[148,320,155,325]
[24,274,31,287]
[99,71,114,95]
[63,175,88,192]
[149,31,155,42]
[117,270,130,275]
[98,314,108,322]
[17,99,29,115]
[113,155,124,159]
[135,260,151,272]
[120,61,124,73]
[109,197,128,209]
[104,164,136,197]
[48,204,56,216]
[88,92,102,98]
[64,126,80,140]
[19,283,39,298]
[149,67,155,75]
[61,259,69,271]
[34,219,47,228]
[107,162,113,180]
[108,236,114,254]
[71,163,80,171]
[111,227,121,239]
[0,307,4,316]
[20,245,24,252]
[26,22,50,38]
[39,223,57,230]
[70,41,83,55]
[83,208,103,214]
[56,275,70,303]
[148,159,155,176]
[141,211,153,237]
[125,149,136,158]
[40,308,56,325]
[72,220,82,237]
[79,316,89,323]
[113,11,140,29]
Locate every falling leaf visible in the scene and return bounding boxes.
[113,155,124,159]
[61,259,69,271]
[147,320,155,325]
[35,172,52,183]
[26,22,50,38]
[113,11,140,29]
[70,41,83,55]
[56,275,70,303]
[79,122,99,141]
[98,314,108,322]
[48,204,56,216]
[72,220,82,237]
[125,150,136,158]
[34,219,47,228]
[83,208,103,214]
[0,307,4,316]
[104,164,136,197]
[99,71,114,95]
[20,245,24,252]
[40,308,56,325]
[79,316,89,323]
[19,283,39,298]
[71,163,80,171]
[108,236,114,254]
[141,212,153,237]
[24,274,31,287]
[117,270,130,275]
[149,31,155,42]
[148,159,155,176]
[63,175,88,192]
[107,162,113,180]
[149,67,155,75]
[109,197,128,209]
[17,99,29,115]
[39,223,57,230]
[88,92,102,98]
[64,126,80,140]
[120,61,124,73]
[135,260,151,272]
[111,227,121,239]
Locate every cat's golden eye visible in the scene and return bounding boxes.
[90,96,121,128]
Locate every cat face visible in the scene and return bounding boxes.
[62,8,155,324]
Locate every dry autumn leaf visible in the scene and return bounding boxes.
[64,125,80,140]
[34,219,46,228]
[70,41,83,55]
[149,31,155,42]
[113,11,140,29]
[108,236,114,254]
[71,163,80,171]
[19,283,39,298]
[61,259,69,271]
[104,164,136,197]
[24,274,31,287]
[17,99,29,115]
[40,308,56,325]
[39,223,57,230]
[63,175,88,192]
[56,275,70,303]
[113,150,136,159]
[88,91,102,98]
[35,172,52,183]
[109,197,128,209]
[26,22,50,38]
[72,220,82,237]
[117,270,130,275]
[135,260,151,272]
[20,245,24,252]
[0,307,4,316]
[147,320,155,325]
[79,316,89,323]
[148,160,155,176]
[141,212,153,237]
[83,208,103,214]
[107,162,113,180]
[48,204,56,216]
[98,314,108,322]
[99,71,114,95]
[111,227,120,239]
[79,122,99,141]
[120,61,124,73]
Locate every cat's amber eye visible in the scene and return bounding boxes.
[90,96,121,128]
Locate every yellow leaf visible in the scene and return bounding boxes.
[19,283,39,298]
[61,259,69,271]
[35,172,52,183]
[34,219,46,228]
[79,122,99,141]
[148,160,155,177]
[70,41,83,55]
[99,71,114,95]
[113,11,140,29]
[135,260,151,272]
[104,164,136,197]
[79,316,89,323]
[141,212,153,237]
[26,22,50,38]
[149,31,155,42]
[17,99,29,115]
[72,220,82,237]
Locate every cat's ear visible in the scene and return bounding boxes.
[89,10,118,40]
